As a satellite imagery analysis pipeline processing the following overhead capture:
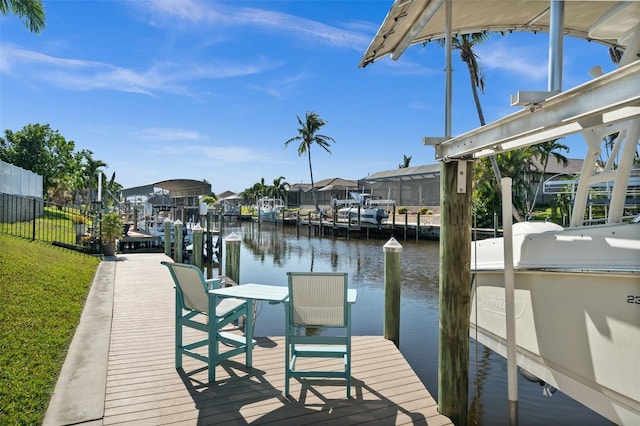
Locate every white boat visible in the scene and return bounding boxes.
[471,214,640,423]
[185,236,221,262]
[470,55,640,426]
[333,192,395,225]
[137,214,193,245]
[256,197,284,222]
[137,215,167,238]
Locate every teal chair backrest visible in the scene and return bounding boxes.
[287,272,348,328]
[162,262,219,314]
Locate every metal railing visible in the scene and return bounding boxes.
[0,193,97,249]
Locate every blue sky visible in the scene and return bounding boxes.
[1,0,615,194]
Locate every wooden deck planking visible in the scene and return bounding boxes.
[103,254,452,425]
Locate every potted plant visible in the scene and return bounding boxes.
[100,212,123,256]
[72,213,88,244]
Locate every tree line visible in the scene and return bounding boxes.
[0,123,122,210]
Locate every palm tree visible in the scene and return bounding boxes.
[1,0,46,33]
[103,172,123,208]
[496,148,535,214]
[80,151,108,207]
[284,111,335,210]
[399,154,412,168]
[269,176,289,204]
[241,178,268,206]
[527,139,569,213]
[439,32,523,222]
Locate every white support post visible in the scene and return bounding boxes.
[501,177,518,425]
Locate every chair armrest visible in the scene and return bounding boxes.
[347,289,357,304]
[215,297,247,317]
[206,278,221,290]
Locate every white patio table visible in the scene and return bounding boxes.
[209,283,356,367]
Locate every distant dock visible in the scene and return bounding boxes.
[120,229,162,251]
[250,214,498,241]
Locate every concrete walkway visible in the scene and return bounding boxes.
[43,253,170,426]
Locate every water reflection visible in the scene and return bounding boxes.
[217,221,608,425]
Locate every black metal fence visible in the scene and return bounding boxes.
[0,192,98,251]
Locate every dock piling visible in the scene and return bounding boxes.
[173,220,183,263]
[224,232,241,283]
[206,211,213,264]
[163,218,171,257]
[192,224,203,268]
[438,160,472,425]
[383,237,403,347]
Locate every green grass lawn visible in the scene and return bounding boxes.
[0,234,100,425]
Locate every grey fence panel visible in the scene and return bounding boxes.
[0,160,43,198]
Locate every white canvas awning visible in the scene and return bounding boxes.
[358,0,640,161]
[359,0,639,68]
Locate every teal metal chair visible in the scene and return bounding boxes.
[285,272,352,398]
[161,261,254,382]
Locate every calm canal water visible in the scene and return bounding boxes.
[212,221,609,425]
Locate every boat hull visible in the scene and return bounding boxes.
[471,269,640,424]
[338,207,388,225]
[258,208,279,222]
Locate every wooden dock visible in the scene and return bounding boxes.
[272,216,496,241]
[120,230,162,251]
[292,218,442,240]
[103,253,452,425]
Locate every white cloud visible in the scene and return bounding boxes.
[137,0,372,51]
[364,55,438,76]
[131,128,204,141]
[0,43,104,73]
[151,143,277,165]
[477,42,548,81]
[0,43,277,95]
[190,145,267,163]
[409,101,429,110]
[248,71,308,98]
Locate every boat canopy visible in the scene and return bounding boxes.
[122,179,211,199]
[359,0,638,68]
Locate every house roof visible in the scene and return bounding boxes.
[359,0,637,68]
[121,179,211,199]
[287,183,312,192]
[529,157,584,175]
[362,164,441,182]
[217,190,237,199]
[315,177,359,191]
[287,178,358,192]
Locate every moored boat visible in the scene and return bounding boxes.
[333,192,395,225]
[256,197,285,222]
[470,89,640,425]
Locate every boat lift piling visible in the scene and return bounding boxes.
[438,160,473,426]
